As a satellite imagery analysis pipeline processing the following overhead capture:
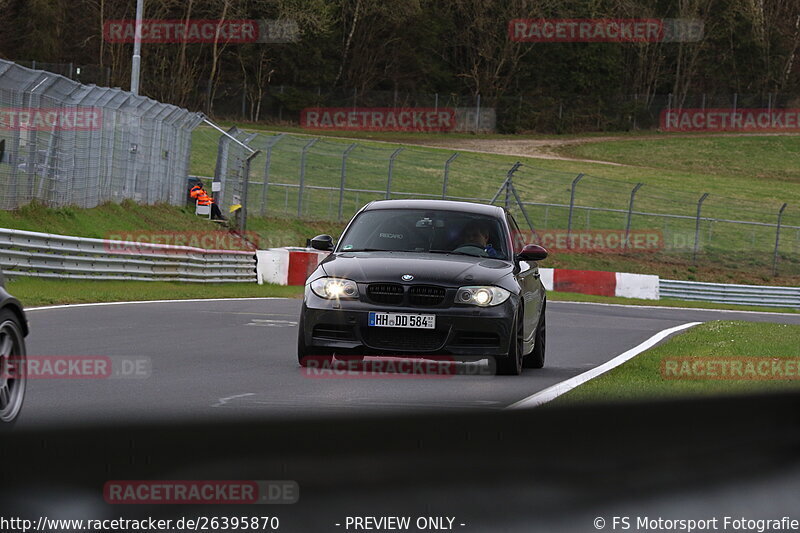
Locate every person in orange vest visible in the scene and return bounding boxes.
[190,182,226,220]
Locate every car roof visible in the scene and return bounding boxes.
[362,199,505,217]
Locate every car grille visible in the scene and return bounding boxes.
[408,285,446,306]
[367,283,404,304]
[361,328,446,351]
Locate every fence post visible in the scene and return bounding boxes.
[297,138,318,217]
[475,93,481,132]
[260,133,285,216]
[693,193,709,263]
[566,173,584,249]
[236,132,259,230]
[339,143,357,220]
[240,147,261,232]
[505,169,511,210]
[386,148,403,199]
[772,203,788,276]
[212,126,238,205]
[442,153,459,199]
[490,162,521,205]
[624,183,644,250]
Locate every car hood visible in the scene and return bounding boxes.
[319,251,513,286]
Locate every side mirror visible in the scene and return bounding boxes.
[310,234,334,251]
[517,244,548,261]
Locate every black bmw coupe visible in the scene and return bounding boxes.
[297,200,547,376]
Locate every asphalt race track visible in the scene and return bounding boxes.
[17,298,800,427]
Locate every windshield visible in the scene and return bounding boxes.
[337,208,509,260]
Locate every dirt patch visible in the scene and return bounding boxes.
[394,137,627,165]
[389,132,799,166]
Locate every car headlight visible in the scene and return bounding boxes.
[456,286,511,307]
[310,277,359,299]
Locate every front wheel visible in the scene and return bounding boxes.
[495,313,523,376]
[0,309,26,423]
[523,300,546,369]
[297,316,333,368]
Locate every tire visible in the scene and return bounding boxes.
[523,300,546,369]
[0,309,26,424]
[495,312,523,376]
[297,316,333,368]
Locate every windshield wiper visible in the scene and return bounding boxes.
[427,249,482,257]
[341,248,419,253]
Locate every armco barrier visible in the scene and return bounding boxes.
[0,228,257,282]
[659,279,800,308]
[254,253,661,300]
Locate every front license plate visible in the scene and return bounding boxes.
[368,312,436,329]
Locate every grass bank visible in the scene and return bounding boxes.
[552,321,800,403]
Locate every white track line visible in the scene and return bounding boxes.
[26,297,289,312]
[507,321,702,409]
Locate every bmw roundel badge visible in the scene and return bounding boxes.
[401,274,414,281]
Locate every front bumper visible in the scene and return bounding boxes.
[300,291,518,359]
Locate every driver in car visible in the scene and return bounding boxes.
[453,221,499,257]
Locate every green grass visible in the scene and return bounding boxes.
[190,126,223,178]
[0,200,341,249]
[244,216,344,248]
[557,135,800,187]
[7,278,303,308]
[0,200,222,239]
[552,321,800,403]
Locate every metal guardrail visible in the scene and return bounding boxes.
[0,228,257,283]
[660,279,800,309]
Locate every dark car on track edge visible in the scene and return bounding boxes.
[297,199,548,375]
